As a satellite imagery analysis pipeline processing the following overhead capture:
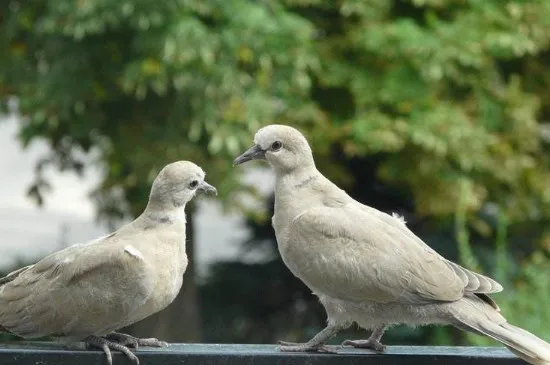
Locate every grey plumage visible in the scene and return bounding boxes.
[0,160,217,365]
[234,124,550,365]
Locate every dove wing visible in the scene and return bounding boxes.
[356,203,502,294]
[0,233,154,339]
[282,201,489,304]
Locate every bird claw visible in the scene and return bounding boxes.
[105,332,168,350]
[341,339,386,353]
[105,333,139,349]
[278,342,339,354]
[100,343,113,365]
[135,337,169,348]
[85,335,140,365]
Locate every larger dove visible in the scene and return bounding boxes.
[0,161,216,365]
[233,124,550,365]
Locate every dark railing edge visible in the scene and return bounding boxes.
[0,343,525,365]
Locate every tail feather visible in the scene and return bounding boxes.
[475,293,500,311]
[484,322,550,363]
[460,320,550,364]
[501,323,550,360]
[452,297,550,365]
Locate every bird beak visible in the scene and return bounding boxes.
[197,181,217,195]
[233,144,266,166]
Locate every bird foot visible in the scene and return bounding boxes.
[105,332,168,349]
[341,339,386,353]
[85,335,140,365]
[278,340,338,354]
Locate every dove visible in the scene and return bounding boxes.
[233,124,550,365]
[0,160,216,365]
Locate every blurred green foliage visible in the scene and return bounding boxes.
[1,0,550,347]
[0,0,321,221]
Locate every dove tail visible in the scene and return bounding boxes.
[451,297,550,365]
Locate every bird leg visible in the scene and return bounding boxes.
[279,324,342,353]
[342,325,387,353]
[105,331,168,349]
[84,335,140,365]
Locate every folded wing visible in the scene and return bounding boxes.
[0,234,153,339]
[285,199,501,305]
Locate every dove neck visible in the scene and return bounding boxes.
[142,200,188,225]
[274,166,320,194]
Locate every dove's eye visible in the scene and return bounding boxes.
[271,141,283,151]
[189,180,199,189]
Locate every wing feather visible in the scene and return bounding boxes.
[358,204,502,294]
[282,201,495,304]
[0,234,153,339]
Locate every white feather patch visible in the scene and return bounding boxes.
[392,212,407,224]
[124,245,144,260]
[168,206,187,223]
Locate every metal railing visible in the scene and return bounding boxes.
[0,343,523,364]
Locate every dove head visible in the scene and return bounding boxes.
[233,124,315,174]
[148,161,217,211]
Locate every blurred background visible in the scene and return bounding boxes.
[1,0,550,348]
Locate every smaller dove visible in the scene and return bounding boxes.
[234,124,550,365]
[0,161,217,365]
